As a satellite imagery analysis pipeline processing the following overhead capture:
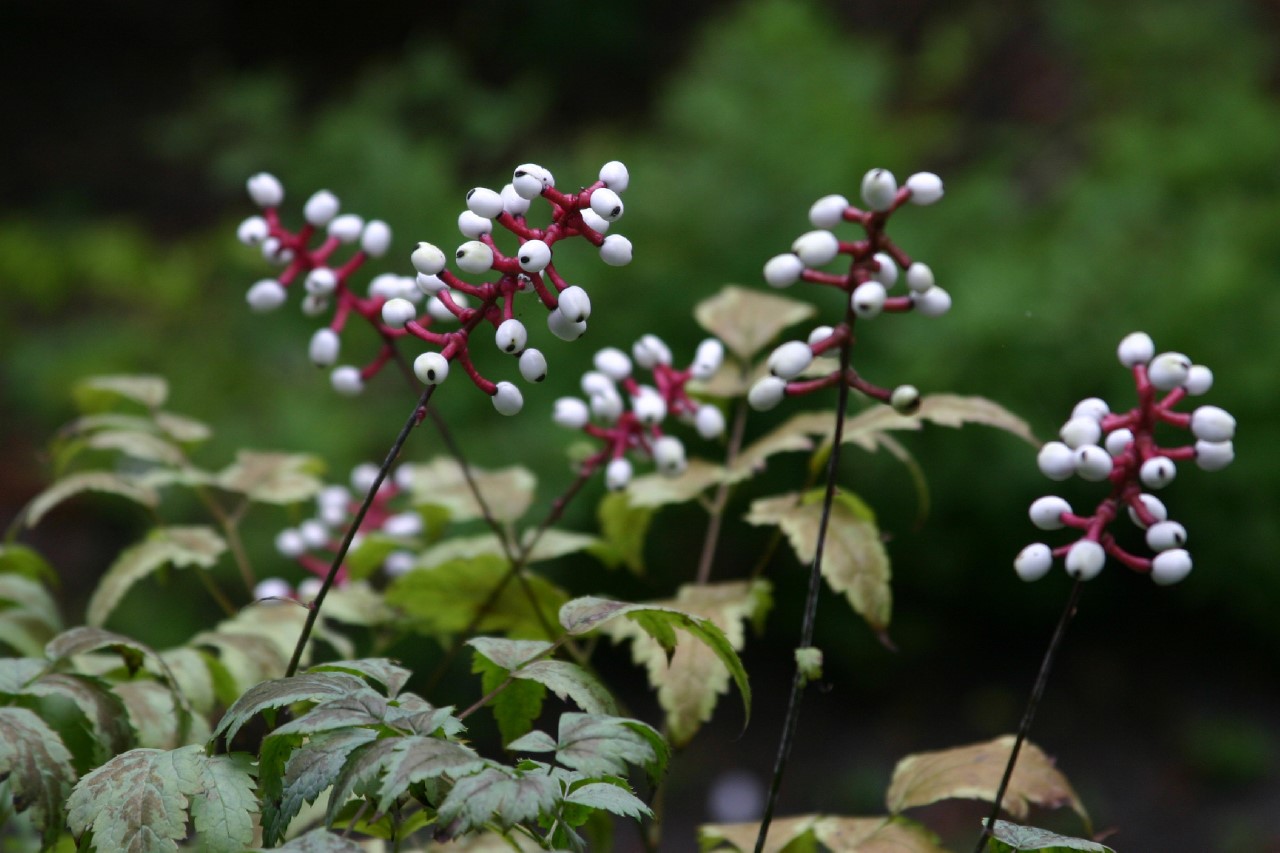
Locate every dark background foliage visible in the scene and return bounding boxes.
[3,0,1278,849]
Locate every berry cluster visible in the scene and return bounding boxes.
[749,168,947,413]
[1016,332,1236,585]
[552,335,726,489]
[238,162,633,412]
[255,463,421,602]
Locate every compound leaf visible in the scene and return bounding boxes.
[23,471,158,528]
[86,525,226,627]
[262,827,367,852]
[597,581,770,746]
[886,736,1088,826]
[699,814,947,852]
[984,820,1114,852]
[73,374,168,411]
[309,658,412,698]
[213,671,373,746]
[264,728,377,845]
[84,429,186,466]
[513,660,619,717]
[626,459,726,508]
[746,491,892,633]
[588,490,654,572]
[327,735,484,820]
[20,672,134,768]
[437,764,559,832]
[0,707,76,847]
[389,555,566,639]
[189,752,258,853]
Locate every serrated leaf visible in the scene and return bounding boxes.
[596,581,769,746]
[565,781,652,820]
[86,525,226,627]
[437,764,559,832]
[328,735,485,820]
[23,471,158,528]
[153,411,212,443]
[468,637,554,671]
[404,456,537,523]
[213,671,373,745]
[559,596,752,736]
[693,285,816,362]
[261,827,367,852]
[886,736,1088,825]
[626,458,726,508]
[193,601,311,696]
[309,658,412,698]
[507,730,557,753]
[0,706,77,847]
[67,745,256,853]
[588,491,653,572]
[115,679,207,749]
[389,555,567,639]
[21,672,133,767]
[984,820,1114,852]
[514,660,618,716]
[216,450,324,504]
[73,374,168,411]
[729,417,819,482]
[46,626,164,677]
[474,652,547,745]
[746,491,892,633]
[84,429,186,465]
[263,728,377,845]
[555,713,667,780]
[0,572,62,655]
[270,691,394,738]
[157,646,216,716]
[700,814,947,852]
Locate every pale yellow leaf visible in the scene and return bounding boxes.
[627,458,725,507]
[885,736,1088,824]
[74,374,168,410]
[217,451,324,504]
[729,416,819,483]
[745,492,891,632]
[24,471,158,528]
[693,285,816,362]
[85,430,186,465]
[601,580,770,746]
[153,411,213,443]
[700,814,947,853]
[86,526,227,627]
[404,456,536,523]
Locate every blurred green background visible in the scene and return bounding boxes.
[3,0,1278,849]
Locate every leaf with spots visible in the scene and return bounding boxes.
[0,707,77,848]
[437,764,559,832]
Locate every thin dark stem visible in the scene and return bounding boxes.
[754,336,854,853]
[285,384,437,678]
[973,577,1084,853]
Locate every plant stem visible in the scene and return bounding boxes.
[695,389,751,585]
[754,335,854,853]
[973,577,1084,853]
[285,383,437,678]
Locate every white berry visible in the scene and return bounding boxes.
[600,234,633,266]
[413,352,450,385]
[1148,352,1191,390]
[328,214,364,243]
[605,457,633,491]
[466,187,505,219]
[247,172,284,207]
[1146,520,1187,552]
[1029,496,1072,530]
[1194,440,1234,471]
[792,230,840,267]
[495,318,528,354]
[455,240,495,274]
[519,348,548,382]
[547,309,587,341]
[768,341,814,380]
[860,168,898,211]
[590,187,624,222]
[556,285,591,323]
[695,404,726,439]
[599,160,630,191]
[1117,332,1155,367]
[246,279,287,312]
[492,382,523,416]
[1015,543,1054,582]
[1139,456,1177,489]
[748,376,788,411]
[652,436,687,476]
[553,397,590,429]
[1065,539,1106,580]
[808,194,849,229]
[361,220,392,257]
[1151,549,1192,585]
[309,328,340,367]
[411,242,447,276]
[594,347,632,381]
[1037,441,1075,480]
[905,171,944,205]
[1074,445,1113,481]
[764,253,805,288]
[851,281,887,318]
[381,297,417,329]
[1190,405,1235,442]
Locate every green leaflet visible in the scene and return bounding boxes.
[212,670,376,746]
[554,713,669,785]
[563,781,652,820]
[0,706,77,848]
[437,764,559,832]
[326,735,485,822]
[473,650,547,746]
[588,490,653,572]
[85,525,227,628]
[66,745,256,853]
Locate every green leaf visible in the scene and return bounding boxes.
[86,525,227,627]
[345,533,409,581]
[115,679,209,749]
[984,820,1115,852]
[0,706,77,847]
[0,572,62,655]
[264,728,377,845]
[699,814,948,852]
[192,601,311,697]
[589,491,654,572]
[67,745,256,853]
[0,543,58,584]
[157,646,216,716]
[746,491,892,633]
[512,660,619,716]
[626,459,726,508]
[468,637,554,670]
[569,583,766,745]
[309,658,412,698]
[23,471,158,528]
[212,671,373,746]
[473,651,546,746]
[693,284,816,362]
[46,626,169,681]
[437,764,559,832]
[327,735,485,820]
[216,450,325,504]
[416,528,595,569]
[555,713,668,783]
[389,554,567,639]
[73,374,169,411]
[507,730,557,753]
[885,736,1089,826]
[564,781,652,820]
[20,672,133,768]
[403,456,537,524]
